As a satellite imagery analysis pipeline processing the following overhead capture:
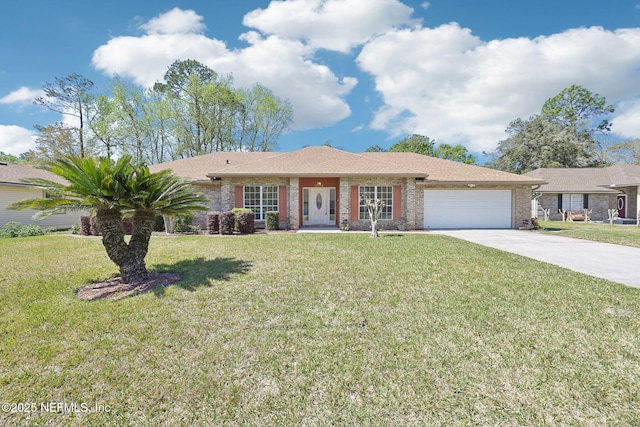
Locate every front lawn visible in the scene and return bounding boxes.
[538,220,640,248]
[1,233,639,426]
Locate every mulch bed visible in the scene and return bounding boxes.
[76,273,182,301]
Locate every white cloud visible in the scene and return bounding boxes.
[421,2,430,10]
[0,86,45,105]
[228,33,357,128]
[92,8,359,130]
[92,33,229,87]
[243,0,417,53]
[612,100,640,138]
[90,5,640,151]
[357,24,640,152]
[139,7,206,35]
[0,125,37,155]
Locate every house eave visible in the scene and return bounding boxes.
[422,179,546,186]
[536,188,620,194]
[192,179,219,186]
[600,182,640,188]
[0,181,41,188]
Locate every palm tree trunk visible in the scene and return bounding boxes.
[119,258,149,285]
[96,207,129,268]
[123,210,156,283]
[96,208,155,284]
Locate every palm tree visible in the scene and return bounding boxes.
[8,155,208,283]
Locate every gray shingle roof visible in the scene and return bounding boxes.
[0,162,66,186]
[151,146,544,184]
[524,164,640,193]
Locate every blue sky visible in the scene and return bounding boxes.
[1,0,640,159]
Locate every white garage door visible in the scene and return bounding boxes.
[424,189,512,229]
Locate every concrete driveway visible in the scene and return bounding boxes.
[432,229,640,289]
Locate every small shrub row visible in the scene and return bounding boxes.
[207,212,220,234]
[207,210,256,235]
[0,222,50,238]
[174,213,200,234]
[79,215,134,236]
[80,215,92,236]
[219,211,236,235]
[233,208,255,234]
[237,211,255,234]
[266,211,279,231]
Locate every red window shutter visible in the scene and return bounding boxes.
[278,186,287,219]
[234,186,243,209]
[393,185,402,220]
[351,186,360,221]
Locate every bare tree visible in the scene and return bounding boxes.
[34,74,95,158]
[365,199,385,238]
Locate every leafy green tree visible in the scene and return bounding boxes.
[143,88,175,163]
[365,144,386,152]
[110,77,148,163]
[542,84,614,133]
[604,138,640,164]
[8,156,208,283]
[489,115,595,173]
[154,59,241,156]
[34,74,95,158]
[88,94,120,159]
[389,134,435,156]
[375,136,476,164]
[433,143,477,164]
[235,83,293,152]
[108,77,175,164]
[542,84,615,164]
[491,85,614,172]
[0,152,25,164]
[24,122,87,166]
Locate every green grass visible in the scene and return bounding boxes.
[1,233,640,426]
[539,220,640,248]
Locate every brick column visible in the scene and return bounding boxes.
[514,186,532,229]
[220,179,232,212]
[406,179,416,230]
[289,178,299,229]
[339,178,351,226]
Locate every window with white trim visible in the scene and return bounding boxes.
[359,186,393,220]
[244,186,278,221]
[562,193,583,211]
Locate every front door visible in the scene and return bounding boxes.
[306,187,335,226]
[617,195,626,218]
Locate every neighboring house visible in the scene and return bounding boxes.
[525,164,640,222]
[150,146,543,230]
[0,162,78,229]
